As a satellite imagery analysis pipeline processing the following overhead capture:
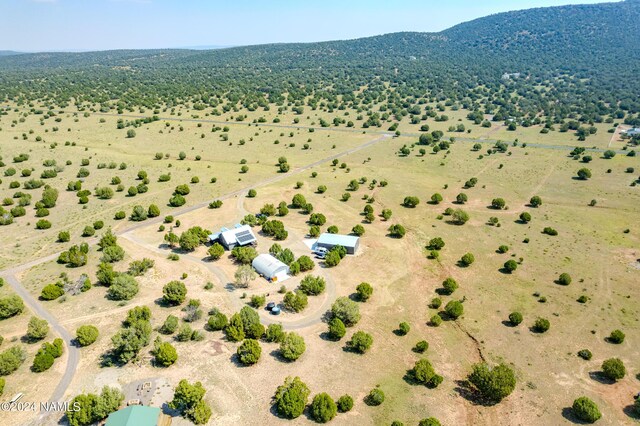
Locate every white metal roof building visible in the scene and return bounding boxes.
[210,224,257,249]
[252,254,290,282]
[314,233,360,254]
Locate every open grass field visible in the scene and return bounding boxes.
[0,102,638,426]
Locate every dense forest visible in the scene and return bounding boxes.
[0,1,639,126]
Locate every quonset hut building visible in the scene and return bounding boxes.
[252,253,290,282]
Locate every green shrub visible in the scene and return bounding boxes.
[26,316,49,341]
[557,273,572,286]
[328,317,346,340]
[337,394,353,412]
[265,324,285,343]
[237,339,262,365]
[347,331,373,354]
[410,359,442,388]
[608,329,625,344]
[310,393,337,423]
[508,312,523,326]
[106,274,139,300]
[414,340,429,353]
[578,349,592,360]
[153,341,178,367]
[356,282,373,301]
[419,418,442,426]
[460,253,475,266]
[429,314,442,327]
[280,333,306,361]
[331,297,360,326]
[503,260,518,273]
[0,295,25,319]
[162,281,187,305]
[273,376,309,419]
[283,291,308,313]
[445,300,464,319]
[40,283,64,301]
[398,322,410,335]
[468,363,516,402]
[572,397,602,423]
[441,277,458,295]
[299,275,326,296]
[533,317,550,333]
[601,358,625,381]
[75,325,99,347]
[35,219,52,229]
[365,388,385,406]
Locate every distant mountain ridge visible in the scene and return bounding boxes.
[0,1,638,118]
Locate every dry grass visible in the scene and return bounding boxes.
[0,103,638,425]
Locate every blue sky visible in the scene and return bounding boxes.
[0,0,612,52]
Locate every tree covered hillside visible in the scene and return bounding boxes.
[0,1,638,125]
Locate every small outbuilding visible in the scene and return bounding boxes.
[210,224,257,249]
[252,254,290,282]
[315,233,360,255]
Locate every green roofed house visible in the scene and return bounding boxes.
[105,405,171,426]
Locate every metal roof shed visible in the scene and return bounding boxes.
[315,233,360,254]
[252,254,290,282]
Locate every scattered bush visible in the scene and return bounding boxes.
[163,281,187,305]
[533,317,550,333]
[410,359,442,388]
[337,394,353,413]
[608,329,625,344]
[445,300,464,319]
[572,397,602,423]
[556,273,572,286]
[280,333,306,361]
[468,363,516,403]
[365,388,385,406]
[601,358,625,381]
[347,331,373,353]
[237,339,262,365]
[273,376,310,419]
[578,349,592,360]
[356,282,373,301]
[331,297,360,326]
[310,393,337,423]
[508,312,523,326]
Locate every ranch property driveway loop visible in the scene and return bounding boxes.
[0,132,392,415]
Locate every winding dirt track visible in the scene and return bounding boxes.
[0,132,392,414]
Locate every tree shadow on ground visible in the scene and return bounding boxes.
[403,371,421,386]
[228,353,251,369]
[588,371,616,384]
[453,380,500,407]
[560,407,591,424]
[623,404,640,420]
[319,331,340,342]
[269,349,295,364]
